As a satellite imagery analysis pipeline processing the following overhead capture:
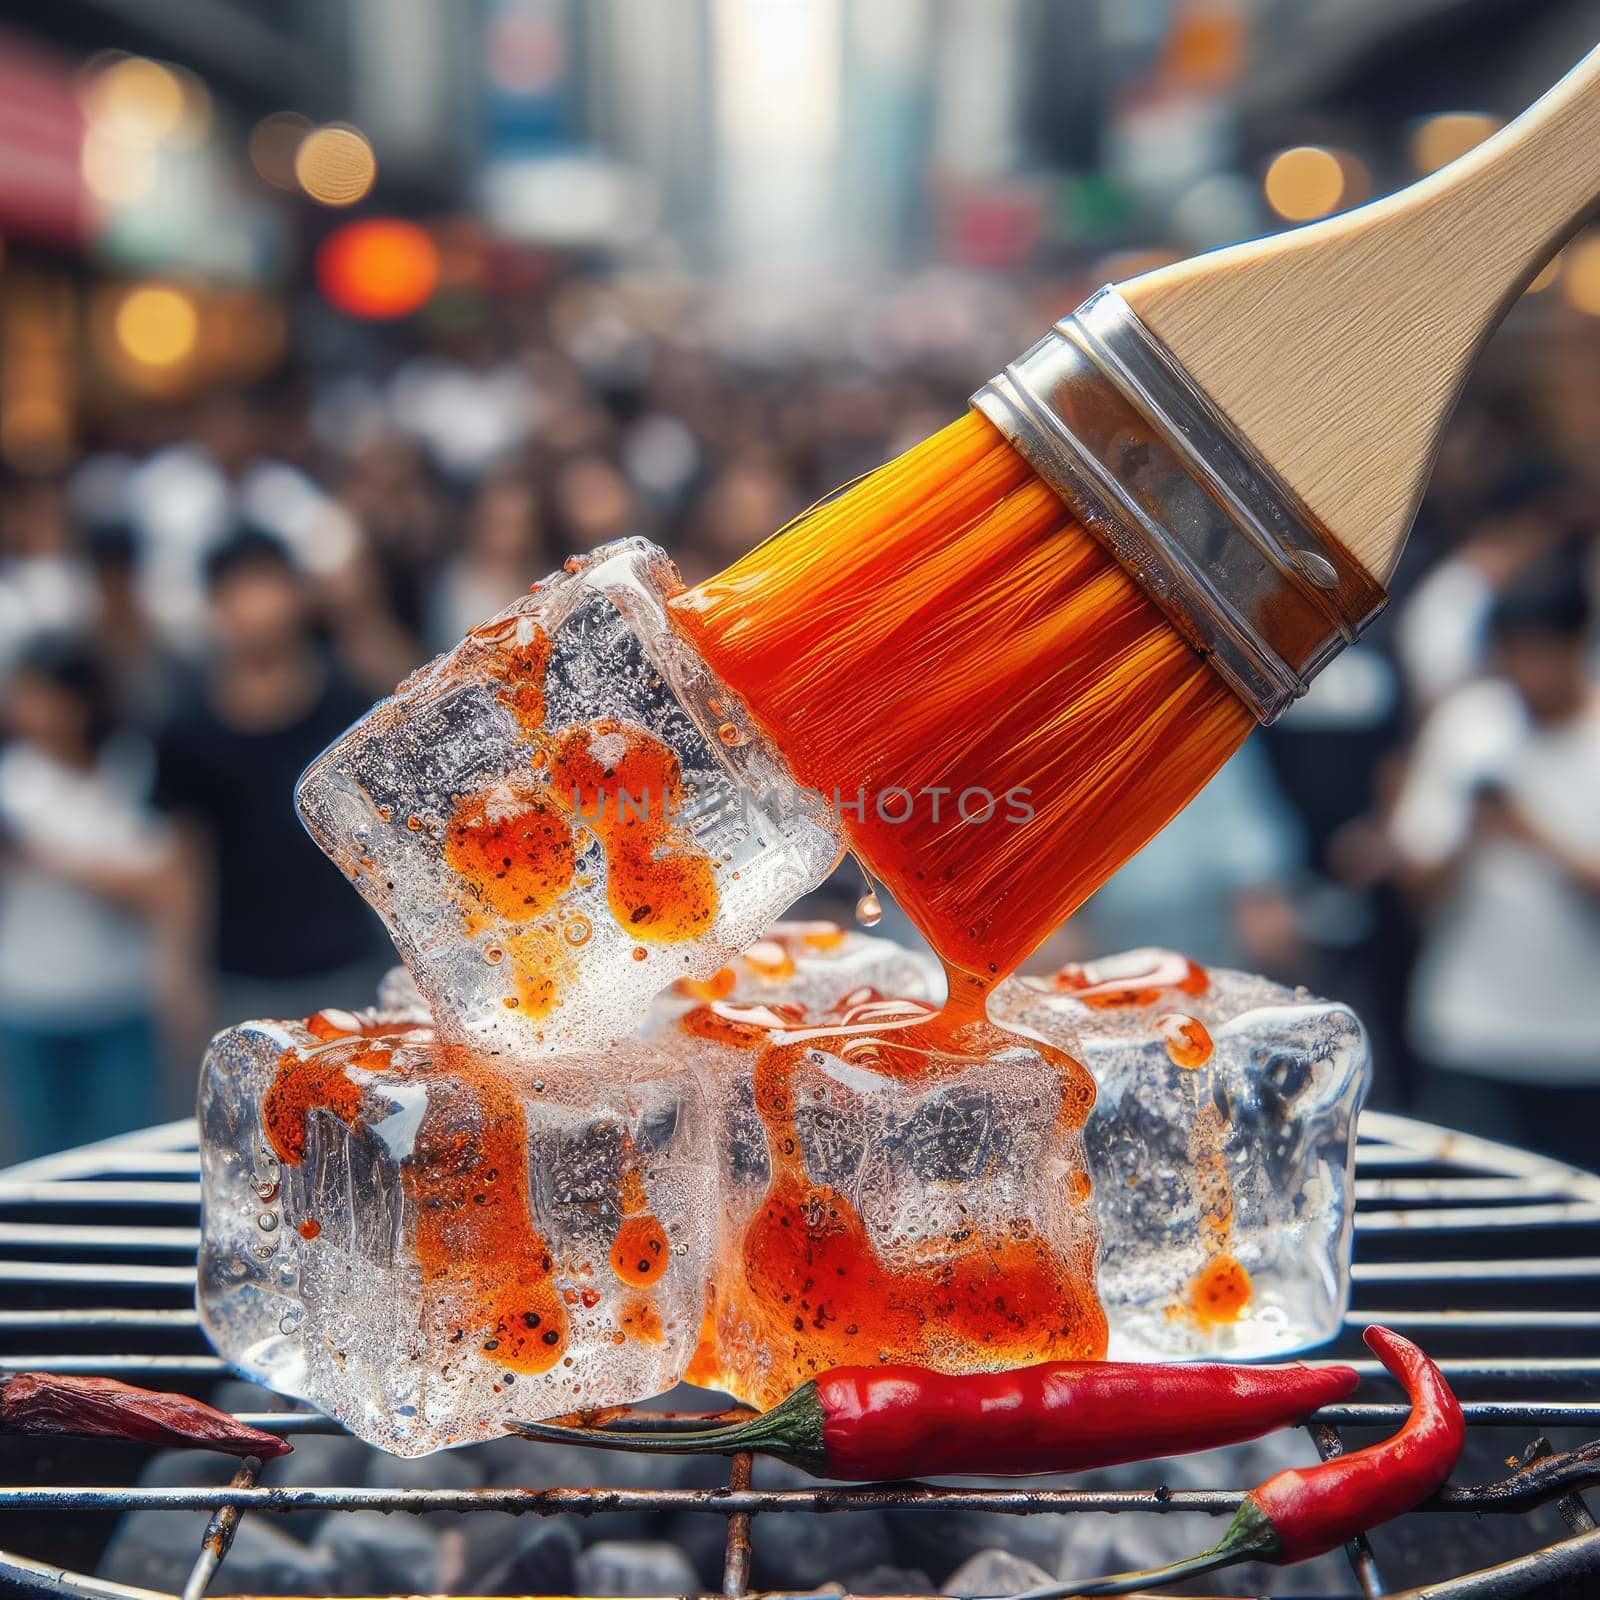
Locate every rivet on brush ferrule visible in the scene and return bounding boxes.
[972,286,1388,724]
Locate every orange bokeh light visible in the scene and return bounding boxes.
[315,220,441,320]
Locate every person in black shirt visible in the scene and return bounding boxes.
[153,532,389,1058]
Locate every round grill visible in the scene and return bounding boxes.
[2,1111,1599,1598]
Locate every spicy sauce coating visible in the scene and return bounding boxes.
[548,718,718,942]
[439,618,720,1019]
[404,1050,570,1373]
[262,1035,572,1375]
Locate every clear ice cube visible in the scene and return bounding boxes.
[294,539,843,1054]
[197,1009,716,1455]
[991,948,1369,1360]
[659,993,1105,1409]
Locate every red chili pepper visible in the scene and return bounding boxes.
[1020,1326,1465,1599]
[0,1373,292,1459]
[510,1357,1358,1480]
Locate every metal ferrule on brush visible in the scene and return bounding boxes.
[972,287,1387,724]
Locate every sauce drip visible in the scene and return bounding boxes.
[609,1137,670,1296]
[1157,1012,1214,1070]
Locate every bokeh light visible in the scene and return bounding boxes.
[316,220,441,319]
[294,125,377,207]
[1559,234,1600,316]
[81,128,158,204]
[165,66,215,151]
[113,285,199,368]
[1262,146,1346,222]
[82,54,185,143]
[249,112,312,190]
[1411,112,1501,176]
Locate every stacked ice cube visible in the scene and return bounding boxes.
[990,948,1370,1359]
[199,539,845,1453]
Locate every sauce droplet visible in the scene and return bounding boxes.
[1156,1012,1214,1069]
[855,891,882,928]
[717,721,741,746]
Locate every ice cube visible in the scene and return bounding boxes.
[644,920,943,1032]
[294,538,843,1055]
[991,948,1369,1359]
[197,1009,716,1455]
[660,993,1105,1408]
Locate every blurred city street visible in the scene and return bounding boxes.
[0,0,1597,1168]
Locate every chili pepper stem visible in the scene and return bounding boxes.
[993,1502,1280,1600]
[506,1381,829,1475]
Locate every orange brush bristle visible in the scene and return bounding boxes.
[669,410,1254,989]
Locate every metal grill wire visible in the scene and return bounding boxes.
[2,1112,1600,1599]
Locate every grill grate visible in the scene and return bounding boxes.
[3,1111,1600,1599]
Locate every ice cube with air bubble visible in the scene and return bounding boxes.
[293,537,844,1055]
[990,948,1369,1360]
[196,1005,716,1456]
[655,989,1106,1409]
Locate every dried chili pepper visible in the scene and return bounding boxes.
[0,1373,291,1459]
[509,1357,1358,1480]
[1010,1326,1465,1598]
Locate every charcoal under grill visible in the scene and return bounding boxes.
[3,1110,1600,1599]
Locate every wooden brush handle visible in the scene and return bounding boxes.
[1120,43,1600,584]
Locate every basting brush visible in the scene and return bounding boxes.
[670,44,1600,992]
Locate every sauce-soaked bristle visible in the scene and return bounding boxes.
[670,410,1253,985]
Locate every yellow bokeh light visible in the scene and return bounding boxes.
[294,126,377,207]
[84,56,186,143]
[1411,112,1501,176]
[114,286,199,368]
[1559,234,1600,316]
[1263,147,1346,223]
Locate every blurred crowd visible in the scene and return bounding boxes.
[1,273,1596,1170]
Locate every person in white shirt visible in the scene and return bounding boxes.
[1389,561,1600,1170]
[0,636,183,1164]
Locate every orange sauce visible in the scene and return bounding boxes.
[673,409,1253,984]
[1051,950,1210,1008]
[1157,1012,1214,1070]
[262,1044,388,1165]
[609,1141,670,1291]
[405,1047,570,1373]
[263,1035,572,1374]
[548,719,717,942]
[436,609,720,1013]
[445,780,575,925]
[1188,1254,1252,1327]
